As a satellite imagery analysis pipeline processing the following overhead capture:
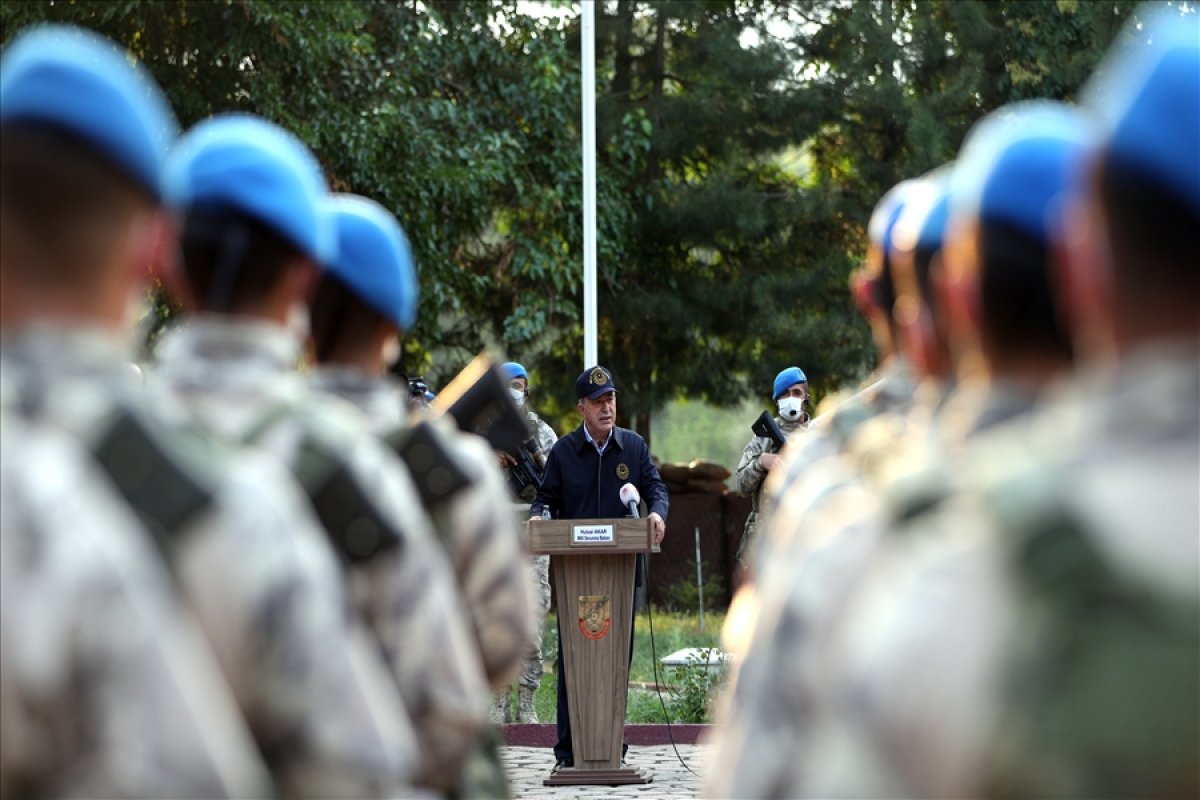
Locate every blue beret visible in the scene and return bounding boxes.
[868,179,920,253]
[773,366,807,400]
[163,114,334,264]
[326,194,417,330]
[952,102,1096,243]
[0,24,178,197]
[892,169,953,254]
[1086,6,1200,213]
[576,365,616,400]
[502,362,528,382]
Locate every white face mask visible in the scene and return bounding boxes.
[777,395,806,421]
[508,387,526,407]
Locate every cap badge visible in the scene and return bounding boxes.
[589,367,608,386]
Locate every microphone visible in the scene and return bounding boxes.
[619,483,641,518]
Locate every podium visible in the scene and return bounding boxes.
[527,517,659,786]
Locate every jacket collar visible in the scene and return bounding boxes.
[574,423,625,453]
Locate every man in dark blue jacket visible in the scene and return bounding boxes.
[530,365,668,771]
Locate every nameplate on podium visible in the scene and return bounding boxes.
[573,524,614,544]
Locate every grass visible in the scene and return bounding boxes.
[500,607,727,724]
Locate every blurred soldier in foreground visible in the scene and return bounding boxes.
[708,171,959,797]
[0,418,268,798]
[156,121,490,792]
[718,182,923,668]
[492,361,556,725]
[732,366,810,568]
[1,25,288,797]
[711,7,1199,796]
[308,194,535,795]
[0,25,415,798]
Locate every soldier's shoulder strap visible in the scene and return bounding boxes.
[89,404,219,563]
[242,400,404,565]
[382,420,472,512]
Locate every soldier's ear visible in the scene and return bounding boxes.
[850,269,879,317]
[138,210,199,311]
[1056,186,1116,360]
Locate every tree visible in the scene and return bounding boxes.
[2,0,1138,441]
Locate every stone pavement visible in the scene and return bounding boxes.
[501,744,709,799]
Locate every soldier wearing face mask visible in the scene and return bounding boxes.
[496,362,558,502]
[492,361,557,724]
[732,367,810,566]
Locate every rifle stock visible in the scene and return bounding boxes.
[751,410,787,451]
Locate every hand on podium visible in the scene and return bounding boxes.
[648,512,665,546]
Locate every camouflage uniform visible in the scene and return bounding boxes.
[709,377,954,799]
[494,407,557,723]
[310,365,536,692]
[0,415,270,799]
[155,319,490,791]
[732,413,808,564]
[1,326,417,798]
[713,349,1200,799]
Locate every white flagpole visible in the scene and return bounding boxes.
[581,0,598,369]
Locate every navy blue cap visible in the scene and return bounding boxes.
[0,24,178,197]
[952,102,1096,243]
[1086,6,1200,213]
[502,362,528,383]
[576,365,616,400]
[772,367,807,400]
[163,114,334,264]
[326,194,417,330]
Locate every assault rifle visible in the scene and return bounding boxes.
[506,438,545,498]
[751,411,787,452]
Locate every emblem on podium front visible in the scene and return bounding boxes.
[578,595,611,640]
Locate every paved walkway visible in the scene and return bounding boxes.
[501,745,709,799]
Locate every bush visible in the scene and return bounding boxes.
[660,559,726,614]
[664,647,727,723]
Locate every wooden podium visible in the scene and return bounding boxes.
[527,517,660,786]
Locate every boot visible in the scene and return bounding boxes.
[516,686,539,723]
[489,691,510,724]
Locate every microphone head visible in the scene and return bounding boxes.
[619,483,640,506]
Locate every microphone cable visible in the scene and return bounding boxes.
[643,554,701,778]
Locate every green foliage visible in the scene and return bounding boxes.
[1,0,1136,435]
[650,396,760,468]
[663,646,727,723]
[659,558,726,615]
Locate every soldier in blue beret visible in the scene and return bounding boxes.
[530,365,668,772]
[308,194,536,796]
[0,23,273,797]
[492,359,558,724]
[156,114,492,793]
[732,366,810,566]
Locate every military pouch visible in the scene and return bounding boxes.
[291,435,404,566]
[90,405,216,561]
[241,401,404,566]
[383,421,471,512]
